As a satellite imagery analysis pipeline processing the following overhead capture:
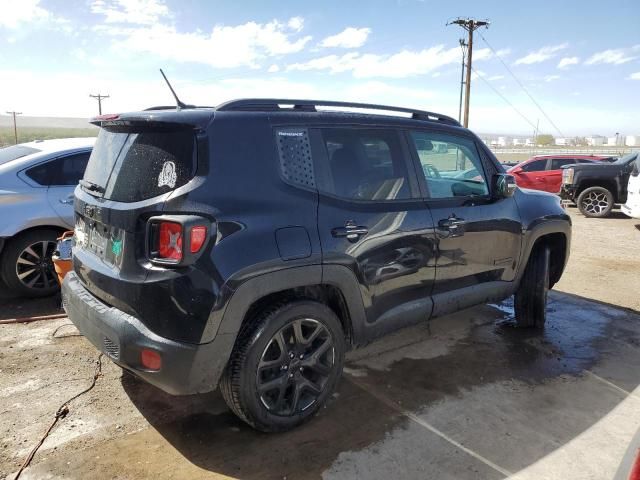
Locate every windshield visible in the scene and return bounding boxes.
[83,127,196,202]
[0,145,41,165]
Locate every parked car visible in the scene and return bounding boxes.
[560,152,639,218]
[0,138,94,296]
[507,155,614,194]
[621,154,640,219]
[62,99,571,432]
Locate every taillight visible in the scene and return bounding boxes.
[147,215,211,266]
[158,222,183,261]
[190,225,207,253]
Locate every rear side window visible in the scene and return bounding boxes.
[25,152,90,186]
[83,128,196,202]
[316,128,411,201]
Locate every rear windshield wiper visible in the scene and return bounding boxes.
[79,179,106,194]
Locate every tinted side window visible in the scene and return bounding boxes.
[520,159,546,172]
[410,131,489,199]
[317,128,411,201]
[577,159,594,164]
[550,158,576,169]
[26,152,91,186]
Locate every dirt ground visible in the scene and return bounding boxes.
[1,208,639,480]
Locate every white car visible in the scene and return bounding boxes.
[621,157,640,219]
[0,138,95,297]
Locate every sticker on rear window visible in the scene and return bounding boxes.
[158,161,177,188]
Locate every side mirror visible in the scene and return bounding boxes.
[493,173,517,198]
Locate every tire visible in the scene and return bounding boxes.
[514,245,550,329]
[577,186,614,218]
[220,300,345,432]
[1,229,60,298]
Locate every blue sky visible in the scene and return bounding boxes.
[0,0,639,135]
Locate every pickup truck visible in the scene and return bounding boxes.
[560,152,639,217]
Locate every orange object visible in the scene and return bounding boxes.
[52,231,74,286]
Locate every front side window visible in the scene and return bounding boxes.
[25,152,90,186]
[520,159,547,172]
[550,158,576,169]
[410,131,489,199]
[318,128,411,201]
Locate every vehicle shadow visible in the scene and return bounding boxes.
[121,291,640,479]
[0,289,61,321]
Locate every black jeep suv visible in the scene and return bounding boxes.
[560,152,639,218]
[62,99,571,432]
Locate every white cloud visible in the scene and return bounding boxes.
[557,56,579,69]
[514,43,568,65]
[268,64,280,73]
[585,47,639,65]
[90,0,171,25]
[544,74,560,82]
[488,74,504,81]
[287,17,304,32]
[287,45,493,78]
[99,18,312,69]
[0,0,50,29]
[320,27,371,48]
[629,72,640,80]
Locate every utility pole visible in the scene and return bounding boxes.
[448,18,490,128]
[457,38,467,123]
[89,93,110,115]
[5,111,22,144]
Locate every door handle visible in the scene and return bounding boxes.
[332,221,369,242]
[59,195,74,205]
[438,215,465,237]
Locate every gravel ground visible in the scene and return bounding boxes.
[1,207,639,480]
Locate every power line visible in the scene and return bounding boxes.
[5,111,22,145]
[447,18,490,128]
[469,66,539,131]
[478,32,566,138]
[89,93,109,115]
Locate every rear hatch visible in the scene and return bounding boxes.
[72,110,215,342]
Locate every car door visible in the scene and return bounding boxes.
[313,126,437,341]
[407,129,522,317]
[26,151,91,227]
[546,158,577,193]
[512,158,548,190]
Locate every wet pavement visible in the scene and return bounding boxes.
[2,290,640,480]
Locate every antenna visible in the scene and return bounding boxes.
[159,69,189,110]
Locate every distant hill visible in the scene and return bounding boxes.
[0,115,96,129]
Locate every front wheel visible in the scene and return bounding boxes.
[577,186,614,218]
[514,245,550,329]
[220,300,345,432]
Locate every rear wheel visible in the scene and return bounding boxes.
[577,186,614,218]
[1,229,60,298]
[514,245,550,329]
[220,300,345,432]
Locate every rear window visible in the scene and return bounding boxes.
[83,127,196,202]
[0,145,40,165]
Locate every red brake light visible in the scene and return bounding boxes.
[94,113,119,121]
[158,222,182,261]
[190,226,207,253]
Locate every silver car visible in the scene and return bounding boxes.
[0,138,95,297]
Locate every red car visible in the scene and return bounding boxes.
[507,155,614,193]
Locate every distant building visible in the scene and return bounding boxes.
[607,136,624,146]
[525,138,534,146]
[497,136,508,147]
[512,138,524,146]
[555,137,568,146]
[626,135,639,147]
[586,135,605,146]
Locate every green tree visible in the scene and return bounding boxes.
[536,134,555,146]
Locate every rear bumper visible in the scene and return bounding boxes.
[62,271,235,395]
[621,203,640,219]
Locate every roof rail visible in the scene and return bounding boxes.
[215,99,461,127]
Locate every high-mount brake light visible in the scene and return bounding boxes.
[158,222,183,261]
[94,113,120,121]
[190,226,207,253]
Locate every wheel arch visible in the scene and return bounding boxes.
[518,225,570,288]
[576,180,617,200]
